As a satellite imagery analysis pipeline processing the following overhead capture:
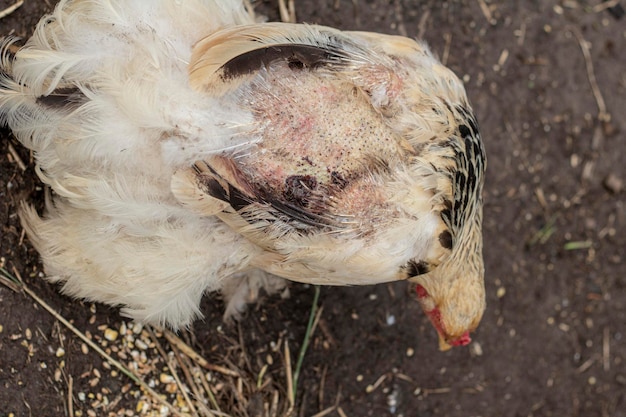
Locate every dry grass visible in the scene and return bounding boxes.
[0,265,324,417]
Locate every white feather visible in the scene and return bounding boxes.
[1,0,274,328]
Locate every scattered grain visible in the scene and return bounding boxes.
[496,287,506,298]
[104,328,119,341]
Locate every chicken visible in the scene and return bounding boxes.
[0,0,486,349]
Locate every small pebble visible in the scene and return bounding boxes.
[471,342,483,357]
[603,173,623,194]
[56,347,65,358]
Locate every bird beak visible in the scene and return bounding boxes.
[438,330,472,351]
[438,333,453,351]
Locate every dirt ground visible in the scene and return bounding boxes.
[1,0,625,416]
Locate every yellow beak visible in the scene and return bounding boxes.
[438,333,453,352]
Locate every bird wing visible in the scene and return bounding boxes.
[170,23,466,285]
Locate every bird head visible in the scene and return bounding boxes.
[416,283,471,350]
[409,207,485,351]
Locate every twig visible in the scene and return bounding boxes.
[318,365,328,409]
[311,406,336,417]
[477,0,496,25]
[576,356,596,374]
[67,375,74,417]
[0,267,21,292]
[365,374,387,394]
[422,387,452,395]
[167,352,198,416]
[164,330,239,377]
[284,340,294,412]
[0,269,187,417]
[0,0,24,19]
[311,383,342,417]
[146,326,170,363]
[151,327,212,415]
[270,390,279,417]
[278,0,296,23]
[257,364,268,389]
[593,0,619,13]
[166,337,198,416]
[198,370,223,415]
[417,10,430,40]
[570,26,610,122]
[603,327,610,371]
[7,142,27,171]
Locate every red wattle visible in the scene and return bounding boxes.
[451,331,472,346]
[415,284,429,299]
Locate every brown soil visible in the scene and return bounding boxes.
[1,1,625,416]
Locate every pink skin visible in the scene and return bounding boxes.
[415,284,471,348]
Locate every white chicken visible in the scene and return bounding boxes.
[0,0,486,349]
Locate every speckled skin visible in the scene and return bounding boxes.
[239,65,406,223]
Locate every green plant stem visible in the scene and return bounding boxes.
[292,285,321,400]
